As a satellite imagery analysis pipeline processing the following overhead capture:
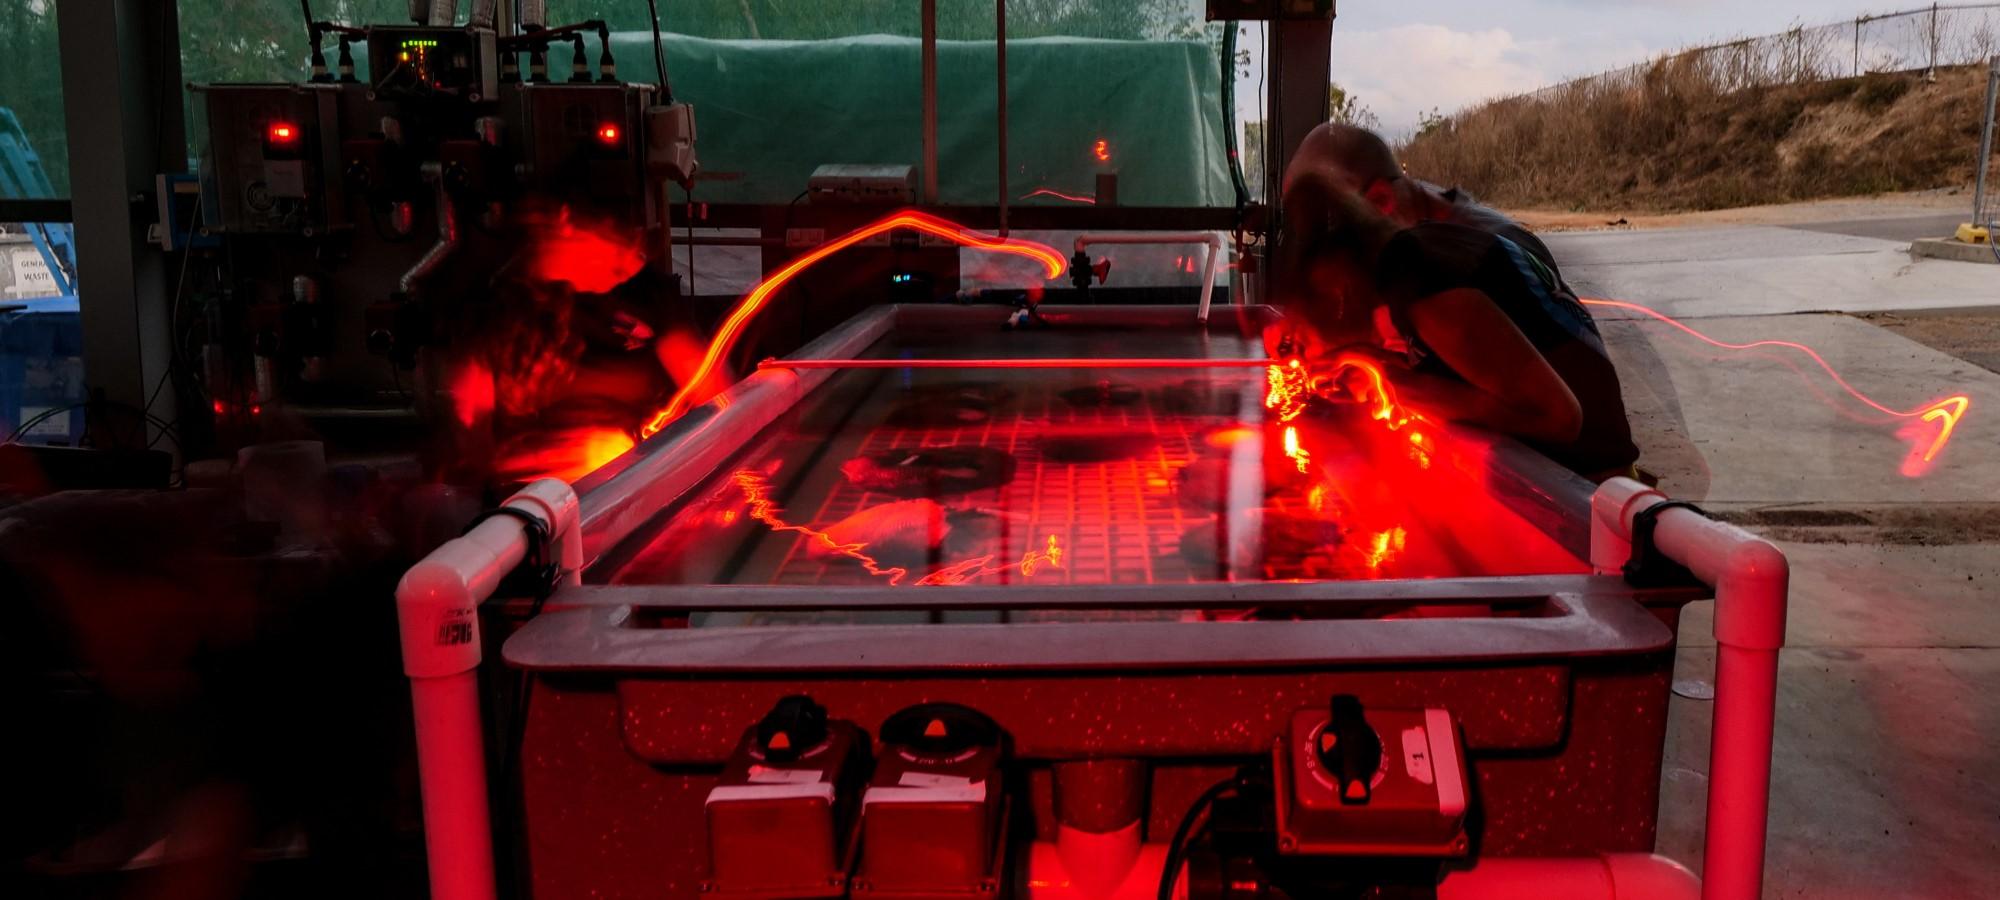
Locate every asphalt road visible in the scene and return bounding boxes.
[1781,212,1971,242]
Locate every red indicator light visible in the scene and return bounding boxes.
[267,122,298,144]
[1093,139,1111,162]
[212,400,226,415]
[595,123,621,144]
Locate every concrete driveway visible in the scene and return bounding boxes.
[1544,219,2000,898]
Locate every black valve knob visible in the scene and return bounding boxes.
[1316,694,1382,805]
[755,695,830,764]
[1069,250,1095,290]
[879,703,1002,758]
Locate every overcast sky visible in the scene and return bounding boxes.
[1322,1,1909,135]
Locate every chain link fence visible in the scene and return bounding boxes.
[1521,3,2000,104]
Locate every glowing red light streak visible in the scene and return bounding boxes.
[765,358,1274,370]
[913,535,1065,586]
[1282,425,1310,473]
[498,427,636,482]
[1021,188,1096,204]
[1265,355,1416,429]
[1580,297,1970,474]
[642,211,1066,438]
[1363,527,1408,569]
[734,470,912,584]
[1329,353,1411,427]
[1266,359,1310,422]
[732,470,1064,587]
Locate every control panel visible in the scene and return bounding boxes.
[1273,695,1470,857]
[365,26,500,102]
[194,84,347,235]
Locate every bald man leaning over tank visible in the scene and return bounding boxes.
[1268,123,1642,483]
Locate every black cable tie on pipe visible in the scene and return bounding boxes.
[462,505,560,605]
[1622,499,1708,588]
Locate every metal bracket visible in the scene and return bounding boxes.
[1622,500,1707,588]
[463,505,559,605]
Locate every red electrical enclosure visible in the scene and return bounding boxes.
[703,696,869,898]
[1274,697,1471,857]
[853,704,1009,897]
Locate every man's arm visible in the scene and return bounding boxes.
[1394,288,1583,445]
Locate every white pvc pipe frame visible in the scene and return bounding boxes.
[1074,233,1226,323]
[396,456,1785,896]
[396,478,583,900]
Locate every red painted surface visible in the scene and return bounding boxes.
[514,656,1678,898]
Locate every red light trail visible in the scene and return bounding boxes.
[732,470,1064,587]
[642,211,1066,438]
[1282,425,1311,473]
[1580,297,1971,476]
[913,535,1065,586]
[762,358,1275,370]
[1021,188,1096,204]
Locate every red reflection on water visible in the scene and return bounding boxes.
[732,470,1064,587]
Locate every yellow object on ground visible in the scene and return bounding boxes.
[1954,222,1991,244]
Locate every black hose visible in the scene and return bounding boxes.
[1221,21,1249,218]
[1157,771,1266,900]
[646,0,673,100]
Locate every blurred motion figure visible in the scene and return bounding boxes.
[1271,124,1640,481]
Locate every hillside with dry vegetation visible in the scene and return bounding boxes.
[1399,62,1995,213]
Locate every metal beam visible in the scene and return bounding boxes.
[996,0,1008,235]
[1267,15,1333,200]
[56,0,188,434]
[921,0,939,203]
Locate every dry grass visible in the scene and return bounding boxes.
[1399,61,1994,213]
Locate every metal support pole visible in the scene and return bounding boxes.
[921,0,939,204]
[1928,4,1940,81]
[1853,18,1862,78]
[997,0,1009,236]
[57,0,188,442]
[1976,56,1999,229]
[1268,16,1333,202]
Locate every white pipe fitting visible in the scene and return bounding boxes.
[1027,845,1696,900]
[396,477,580,900]
[1073,233,1227,323]
[1590,477,1789,900]
[1026,838,1179,900]
[1438,853,1701,900]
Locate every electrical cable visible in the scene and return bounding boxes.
[1156,770,1267,900]
[3,398,181,454]
[645,0,673,98]
[685,184,697,296]
[142,201,205,432]
[1220,21,1249,218]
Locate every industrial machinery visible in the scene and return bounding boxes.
[181,0,696,482]
[397,304,1789,900]
[173,3,1787,898]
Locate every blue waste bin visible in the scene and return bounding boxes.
[0,294,85,445]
